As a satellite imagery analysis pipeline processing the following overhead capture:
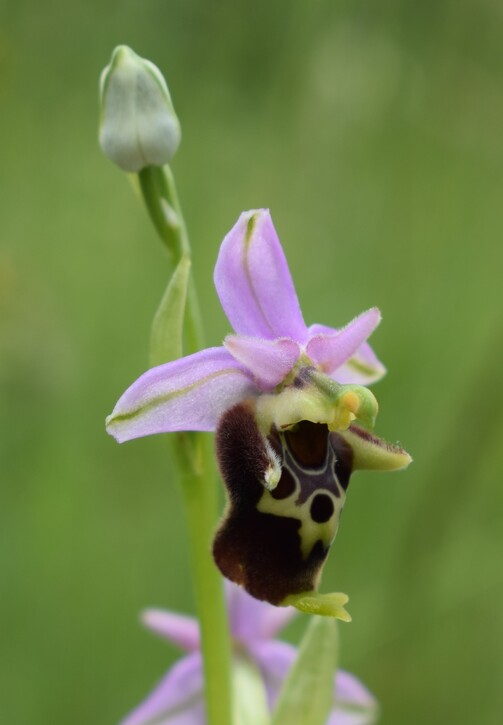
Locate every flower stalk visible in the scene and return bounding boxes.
[99,45,233,721]
[140,165,233,725]
[175,432,234,725]
[139,164,204,357]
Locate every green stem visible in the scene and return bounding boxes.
[138,165,233,725]
[139,165,204,354]
[175,434,233,725]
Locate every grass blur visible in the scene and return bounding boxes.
[1,1,502,723]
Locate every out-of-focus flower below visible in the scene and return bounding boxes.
[121,582,378,725]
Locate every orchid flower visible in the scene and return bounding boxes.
[121,582,379,725]
[106,209,385,443]
[107,210,411,616]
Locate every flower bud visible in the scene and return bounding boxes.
[99,45,181,172]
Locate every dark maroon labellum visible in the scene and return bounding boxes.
[213,402,354,605]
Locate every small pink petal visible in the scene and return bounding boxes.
[326,670,379,725]
[306,308,381,376]
[224,335,300,389]
[257,604,298,640]
[330,343,386,385]
[106,347,258,442]
[247,639,298,710]
[308,323,386,385]
[226,580,272,645]
[120,651,204,725]
[326,712,377,725]
[214,209,308,342]
[335,670,378,709]
[142,609,201,652]
[225,581,297,645]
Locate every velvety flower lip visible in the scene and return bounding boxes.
[120,582,378,725]
[106,209,385,443]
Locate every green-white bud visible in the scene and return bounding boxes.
[99,45,181,172]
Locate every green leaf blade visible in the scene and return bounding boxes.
[149,254,191,366]
[271,617,338,725]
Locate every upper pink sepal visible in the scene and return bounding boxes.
[214,209,308,342]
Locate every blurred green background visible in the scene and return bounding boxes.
[1,1,502,723]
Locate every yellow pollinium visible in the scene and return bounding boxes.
[341,390,360,414]
[327,391,359,432]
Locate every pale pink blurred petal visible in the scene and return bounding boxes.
[327,670,379,725]
[335,670,377,708]
[257,604,297,640]
[226,581,297,645]
[226,581,270,645]
[326,713,377,725]
[142,609,201,652]
[120,652,204,725]
[247,639,298,710]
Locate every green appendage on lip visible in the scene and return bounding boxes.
[282,591,352,622]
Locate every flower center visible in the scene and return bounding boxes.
[255,364,378,435]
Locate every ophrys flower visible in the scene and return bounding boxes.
[107,209,411,616]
